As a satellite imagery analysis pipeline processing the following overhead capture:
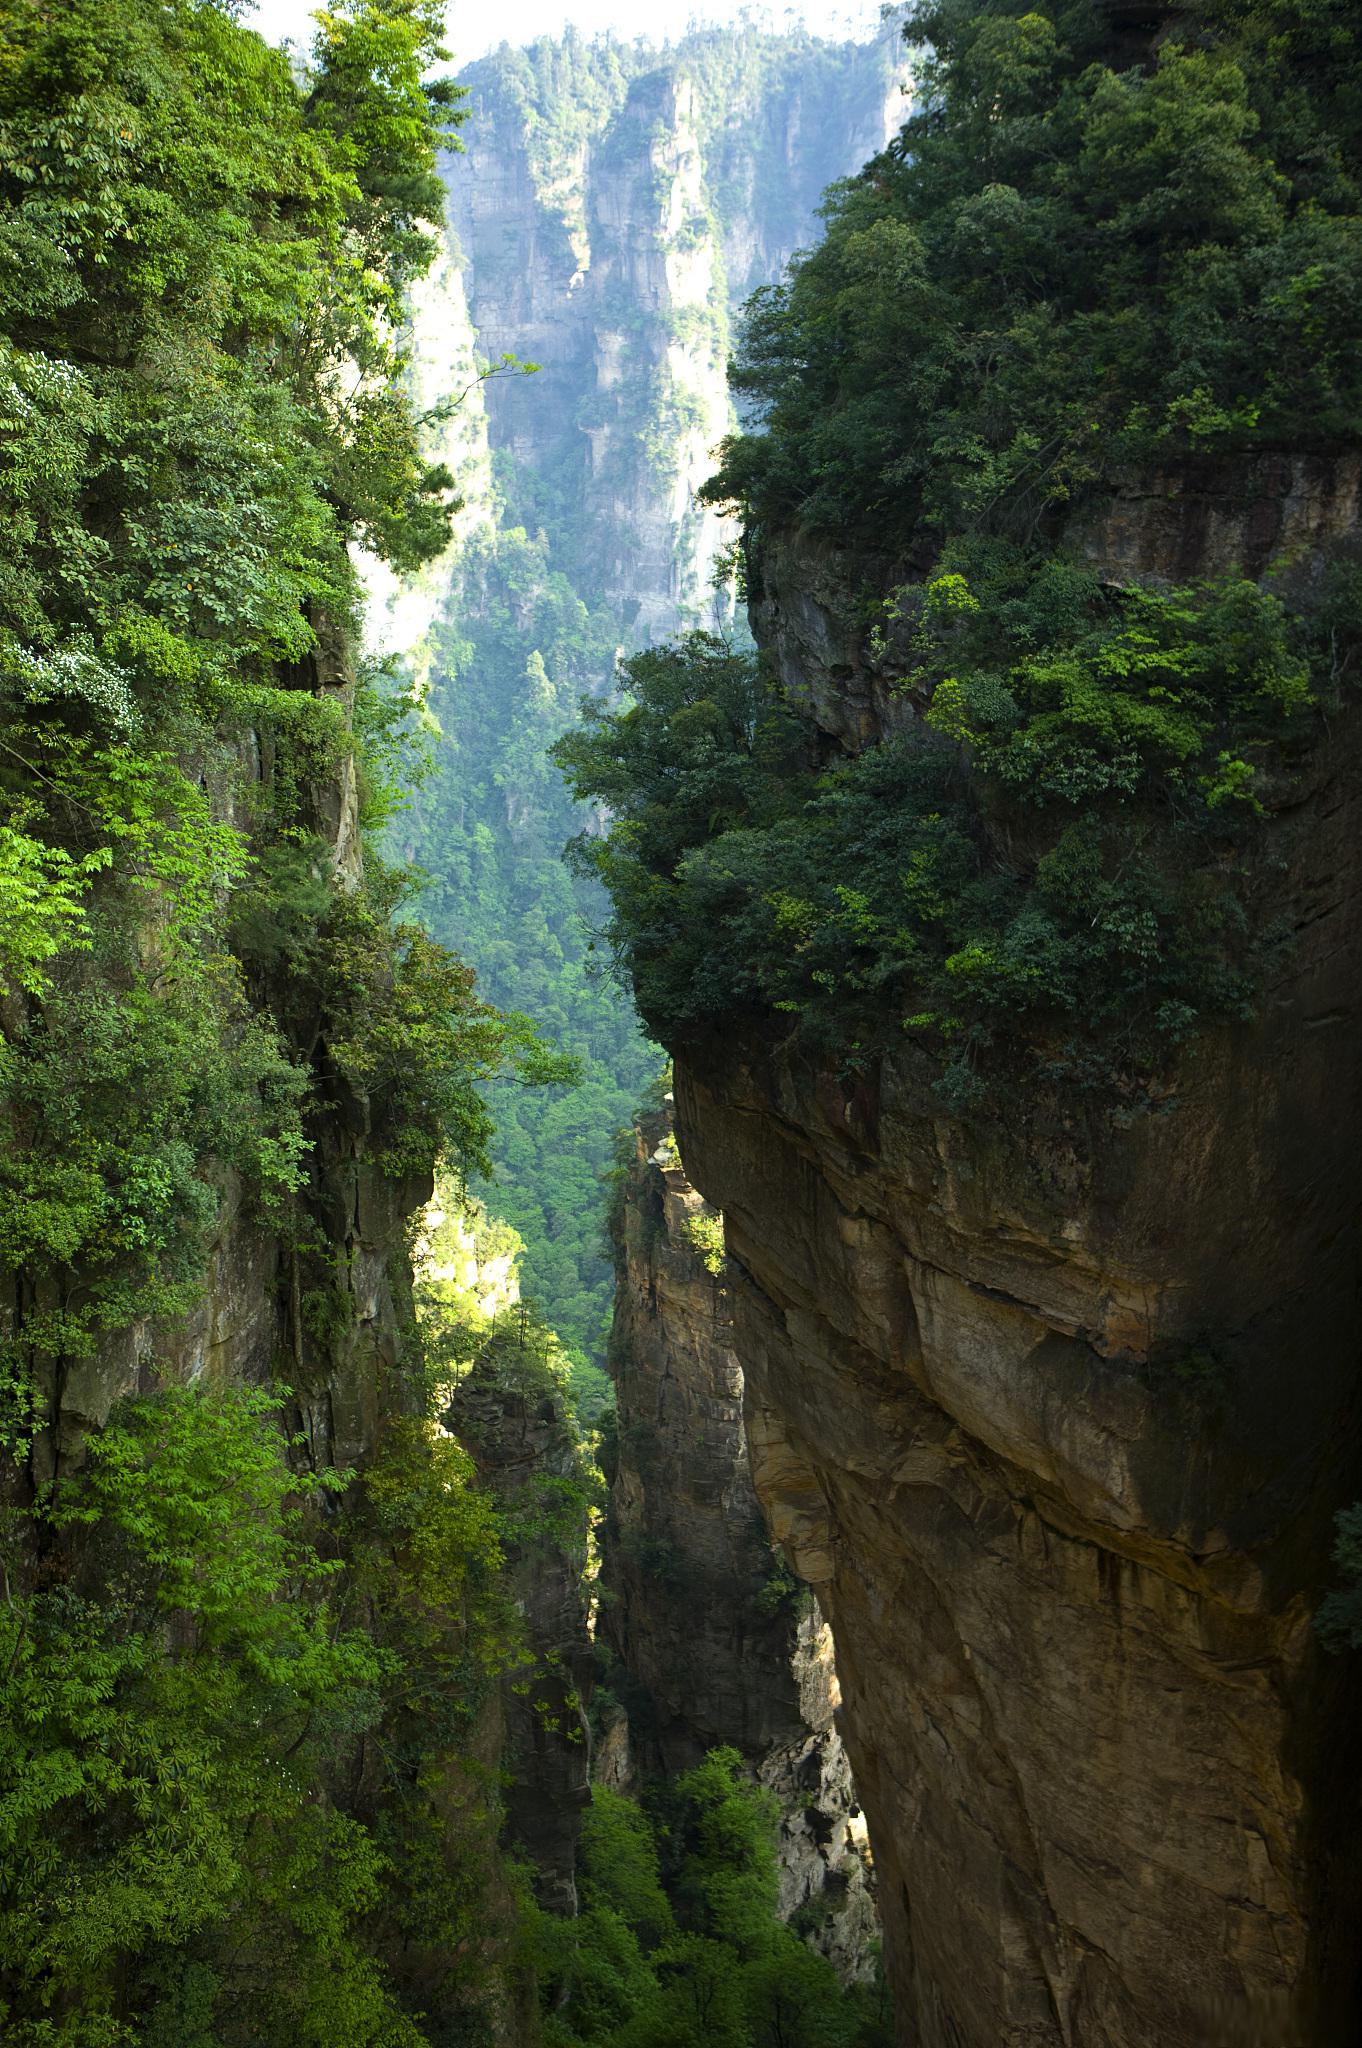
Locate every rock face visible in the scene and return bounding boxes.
[601,1110,802,1762]
[23,618,427,1490]
[601,1109,878,1979]
[445,28,907,642]
[672,477,1362,2047]
[448,1347,595,1916]
[759,1607,881,1989]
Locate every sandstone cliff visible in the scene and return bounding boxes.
[600,1107,879,1982]
[671,466,1362,2047]
[444,28,907,642]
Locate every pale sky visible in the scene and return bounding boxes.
[248,0,890,66]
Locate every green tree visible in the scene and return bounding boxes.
[533,1762,890,2048]
[707,0,1362,551]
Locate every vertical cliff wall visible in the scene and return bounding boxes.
[19,613,418,1484]
[600,1109,803,1761]
[669,468,1362,2047]
[600,1108,879,1982]
[445,25,907,639]
[547,10,1362,2032]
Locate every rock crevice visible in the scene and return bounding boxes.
[600,1108,880,1979]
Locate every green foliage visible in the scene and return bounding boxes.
[413,1175,527,1384]
[0,9,566,2026]
[1318,1504,1362,1652]
[0,1381,525,2046]
[317,868,574,1184]
[575,1791,676,1951]
[707,0,1362,551]
[532,1763,890,2048]
[0,815,110,996]
[400,23,904,1383]
[0,0,463,673]
[556,545,1345,1095]
[678,1209,726,1276]
[0,1386,399,2045]
[754,1560,805,1619]
[0,970,308,1444]
[398,523,663,1381]
[574,0,1362,1099]
[0,0,544,1417]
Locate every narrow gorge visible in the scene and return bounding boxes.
[2,2,1360,2046]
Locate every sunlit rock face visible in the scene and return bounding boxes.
[671,469,1362,2048]
[412,25,908,647]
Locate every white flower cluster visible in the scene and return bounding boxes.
[10,638,138,732]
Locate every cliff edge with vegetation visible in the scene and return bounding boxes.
[0,5,570,2038]
[380,22,909,1390]
[558,1,1362,2040]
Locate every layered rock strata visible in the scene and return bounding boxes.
[673,470,1362,2047]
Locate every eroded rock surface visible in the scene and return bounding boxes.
[448,1352,595,1916]
[601,1110,800,1762]
[673,489,1362,2046]
[759,1607,881,1988]
[601,1110,878,1976]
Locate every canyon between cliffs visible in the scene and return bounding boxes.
[381,24,1362,2046]
[6,6,1362,2046]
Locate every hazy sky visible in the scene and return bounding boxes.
[247,0,890,65]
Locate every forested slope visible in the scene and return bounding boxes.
[383,22,909,1391]
[0,4,558,2037]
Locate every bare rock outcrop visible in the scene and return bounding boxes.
[600,1109,878,1977]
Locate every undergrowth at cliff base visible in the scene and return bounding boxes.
[0,1381,523,2047]
[529,1759,891,2048]
[555,550,1352,1103]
